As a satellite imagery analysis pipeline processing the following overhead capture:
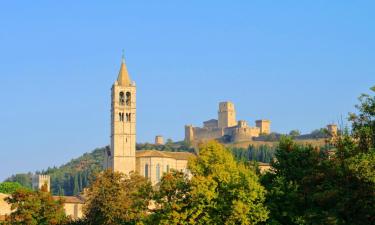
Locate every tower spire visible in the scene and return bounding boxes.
[117,51,131,86]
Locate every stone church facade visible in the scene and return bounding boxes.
[104,57,194,185]
[185,101,271,143]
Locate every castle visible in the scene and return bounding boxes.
[185,101,271,143]
[104,56,194,185]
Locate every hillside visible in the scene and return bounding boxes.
[5,138,332,195]
[5,142,194,195]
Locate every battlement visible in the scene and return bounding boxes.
[219,101,235,112]
[32,174,51,192]
[155,135,164,145]
[218,101,237,128]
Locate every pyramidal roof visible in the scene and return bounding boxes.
[117,58,131,86]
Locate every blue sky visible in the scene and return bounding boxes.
[0,1,374,181]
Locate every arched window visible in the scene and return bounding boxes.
[145,164,149,178]
[126,113,131,122]
[119,112,124,121]
[156,164,161,182]
[126,92,131,106]
[119,92,125,105]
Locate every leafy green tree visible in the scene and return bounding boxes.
[289,130,301,137]
[5,185,67,225]
[83,169,153,225]
[349,86,375,152]
[151,141,268,225]
[5,173,32,189]
[73,174,79,196]
[0,182,23,194]
[262,87,375,225]
[149,170,192,224]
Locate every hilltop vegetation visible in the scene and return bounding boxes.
[4,139,334,196]
[4,142,194,196]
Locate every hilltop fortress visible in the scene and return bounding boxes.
[185,102,271,143]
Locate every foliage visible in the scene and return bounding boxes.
[5,142,194,197]
[44,147,105,196]
[289,130,301,137]
[5,173,32,189]
[5,185,67,225]
[349,87,375,152]
[230,144,275,163]
[83,169,152,225]
[0,182,24,194]
[150,141,268,225]
[309,128,329,139]
[137,141,195,153]
[262,87,375,225]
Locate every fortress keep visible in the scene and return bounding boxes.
[185,102,270,143]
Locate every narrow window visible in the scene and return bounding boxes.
[145,164,149,178]
[126,113,131,122]
[119,92,125,105]
[166,165,170,173]
[119,112,124,121]
[126,92,131,106]
[156,164,161,182]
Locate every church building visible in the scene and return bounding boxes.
[104,56,194,185]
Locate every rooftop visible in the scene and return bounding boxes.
[136,150,195,160]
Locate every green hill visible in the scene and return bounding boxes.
[5,142,194,195]
[5,140,331,196]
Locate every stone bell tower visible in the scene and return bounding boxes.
[106,55,136,175]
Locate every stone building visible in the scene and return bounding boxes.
[155,135,164,145]
[185,102,271,143]
[32,174,50,192]
[104,56,194,185]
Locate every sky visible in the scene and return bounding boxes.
[0,1,374,181]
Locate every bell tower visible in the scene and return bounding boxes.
[106,55,136,175]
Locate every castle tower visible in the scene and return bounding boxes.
[256,120,271,135]
[155,135,164,145]
[107,56,136,175]
[185,125,195,143]
[218,102,237,128]
[32,174,50,192]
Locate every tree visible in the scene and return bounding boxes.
[5,173,32,189]
[262,87,375,225]
[83,169,152,225]
[5,185,67,225]
[0,182,23,194]
[289,130,300,137]
[349,86,375,152]
[149,170,192,224]
[151,141,269,225]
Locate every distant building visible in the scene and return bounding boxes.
[32,174,50,192]
[155,135,164,145]
[185,102,271,143]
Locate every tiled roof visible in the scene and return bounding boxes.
[136,150,195,160]
[52,196,84,204]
